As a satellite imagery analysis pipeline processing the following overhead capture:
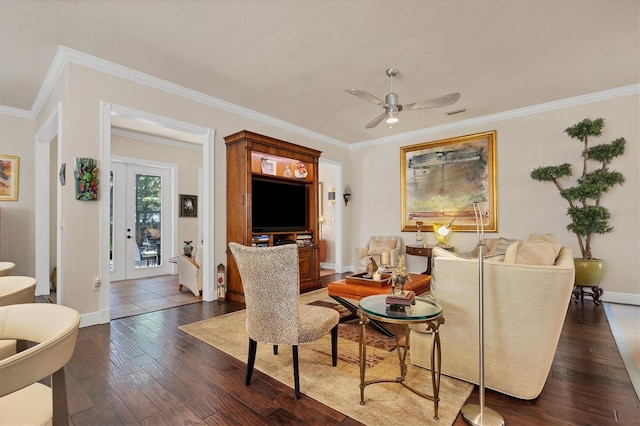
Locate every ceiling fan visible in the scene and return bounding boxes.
[345,68,461,129]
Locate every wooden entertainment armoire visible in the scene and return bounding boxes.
[224,130,322,303]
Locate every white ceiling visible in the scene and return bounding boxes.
[1,0,638,145]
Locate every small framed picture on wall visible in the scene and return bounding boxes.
[179,194,197,217]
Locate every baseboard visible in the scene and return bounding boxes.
[600,291,640,306]
[80,309,109,327]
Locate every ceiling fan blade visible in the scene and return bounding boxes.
[365,112,386,129]
[403,92,461,110]
[345,89,386,106]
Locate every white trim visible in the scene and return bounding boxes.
[319,157,346,274]
[94,102,215,326]
[111,128,203,151]
[2,44,638,152]
[600,291,640,306]
[0,105,32,119]
[603,303,640,398]
[350,84,640,150]
[34,102,62,297]
[99,101,112,324]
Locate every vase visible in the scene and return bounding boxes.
[574,258,606,286]
[573,258,606,305]
[183,241,193,258]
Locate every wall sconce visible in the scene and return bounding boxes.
[343,185,352,206]
[328,188,336,204]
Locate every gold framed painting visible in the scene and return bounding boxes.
[400,130,497,232]
[0,154,19,201]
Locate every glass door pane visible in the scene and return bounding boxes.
[135,173,162,268]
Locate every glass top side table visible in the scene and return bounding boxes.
[358,294,445,419]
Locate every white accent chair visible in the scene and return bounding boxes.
[354,235,403,272]
[0,303,80,425]
[177,244,203,296]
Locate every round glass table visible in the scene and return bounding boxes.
[357,294,445,419]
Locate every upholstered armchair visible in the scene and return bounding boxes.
[354,235,403,272]
[229,242,339,399]
[177,244,203,296]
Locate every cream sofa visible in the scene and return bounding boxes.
[409,234,575,400]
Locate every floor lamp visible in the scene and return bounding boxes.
[461,202,505,426]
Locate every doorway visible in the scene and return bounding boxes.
[110,160,174,281]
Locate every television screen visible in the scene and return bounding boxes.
[252,178,308,232]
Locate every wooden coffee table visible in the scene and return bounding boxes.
[327,273,430,337]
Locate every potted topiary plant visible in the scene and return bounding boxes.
[530,117,626,302]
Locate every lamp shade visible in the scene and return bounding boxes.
[433,223,452,245]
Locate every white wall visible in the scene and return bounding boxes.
[29,62,350,320]
[0,61,637,323]
[348,94,639,302]
[0,114,35,273]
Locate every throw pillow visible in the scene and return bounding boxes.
[503,240,561,265]
[368,239,397,255]
[486,237,517,257]
[528,233,560,245]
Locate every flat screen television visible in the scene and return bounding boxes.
[252,177,308,232]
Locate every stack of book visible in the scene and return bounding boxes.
[296,234,313,247]
[386,290,416,306]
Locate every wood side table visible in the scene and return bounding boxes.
[405,245,454,275]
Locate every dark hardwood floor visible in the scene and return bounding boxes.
[60,274,638,425]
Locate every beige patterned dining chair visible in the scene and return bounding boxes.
[229,242,339,399]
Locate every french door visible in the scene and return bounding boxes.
[110,161,173,281]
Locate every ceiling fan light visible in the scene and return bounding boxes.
[385,110,399,124]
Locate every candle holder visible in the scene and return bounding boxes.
[380,251,391,267]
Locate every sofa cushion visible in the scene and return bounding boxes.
[504,240,561,265]
[368,239,397,255]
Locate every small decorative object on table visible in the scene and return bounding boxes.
[366,256,378,279]
[390,254,410,295]
[433,222,453,245]
[386,290,416,306]
[380,251,391,267]
[183,241,193,258]
[415,221,424,246]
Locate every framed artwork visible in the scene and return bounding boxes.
[260,158,277,175]
[75,157,98,201]
[0,154,19,201]
[400,130,497,232]
[180,194,198,217]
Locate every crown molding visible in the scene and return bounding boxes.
[1,44,637,151]
[350,84,640,150]
[35,46,349,149]
[0,105,33,119]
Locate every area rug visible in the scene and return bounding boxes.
[179,288,473,425]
